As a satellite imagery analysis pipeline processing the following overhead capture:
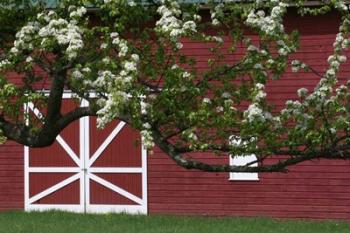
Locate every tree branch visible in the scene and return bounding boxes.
[151,127,350,173]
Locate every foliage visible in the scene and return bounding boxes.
[0,0,350,172]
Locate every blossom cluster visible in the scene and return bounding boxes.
[278,22,350,137]
[95,53,140,128]
[307,32,349,103]
[10,7,87,61]
[0,59,11,71]
[210,3,224,26]
[10,22,40,55]
[243,81,271,124]
[38,8,86,60]
[253,83,267,102]
[155,0,197,49]
[244,103,265,123]
[141,123,155,149]
[245,1,288,36]
[291,60,307,73]
[110,32,129,58]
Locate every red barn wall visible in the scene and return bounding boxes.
[0,141,23,211]
[148,150,350,219]
[147,11,350,220]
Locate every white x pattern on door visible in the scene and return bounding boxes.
[24,94,147,214]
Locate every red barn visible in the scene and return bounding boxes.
[1,5,350,220]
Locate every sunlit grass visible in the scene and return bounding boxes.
[0,211,349,233]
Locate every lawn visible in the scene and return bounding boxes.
[0,211,349,233]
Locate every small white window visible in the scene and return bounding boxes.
[229,154,259,181]
[228,136,259,181]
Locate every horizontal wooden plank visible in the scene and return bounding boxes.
[149,203,350,213]
[0,183,23,189]
[148,177,350,186]
[0,165,23,171]
[149,190,350,199]
[148,184,350,193]
[0,203,23,208]
[149,209,350,220]
[0,179,24,184]
[0,171,23,177]
[148,196,350,206]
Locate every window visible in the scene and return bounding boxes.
[228,136,259,181]
[229,154,259,181]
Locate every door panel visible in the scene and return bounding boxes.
[86,114,146,213]
[29,142,77,167]
[32,180,80,204]
[90,180,139,205]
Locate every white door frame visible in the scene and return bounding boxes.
[24,93,148,214]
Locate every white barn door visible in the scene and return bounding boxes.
[24,96,147,214]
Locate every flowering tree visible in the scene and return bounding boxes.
[0,0,350,173]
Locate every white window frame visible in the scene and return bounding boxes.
[229,154,259,181]
[228,136,259,181]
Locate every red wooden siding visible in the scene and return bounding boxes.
[147,12,350,220]
[0,141,23,210]
[148,151,350,219]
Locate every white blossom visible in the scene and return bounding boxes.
[211,19,220,26]
[72,70,83,79]
[0,59,11,70]
[141,129,154,149]
[210,3,224,26]
[297,88,308,98]
[143,122,151,129]
[182,71,191,78]
[216,106,224,113]
[244,103,265,123]
[182,21,197,32]
[212,36,223,43]
[100,43,108,49]
[82,67,91,73]
[253,63,263,69]
[247,45,259,52]
[338,55,347,63]
[202,98,211,104]
[254,83,266,101]
[110,32,119,38]
[221,92,231,99]
[175,42,183,49]
[291,60,307,72]
[131,54,139,62]
[124,61,137,72]
[69,7,87,18]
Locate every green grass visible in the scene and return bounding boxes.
[0,211,349,233]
